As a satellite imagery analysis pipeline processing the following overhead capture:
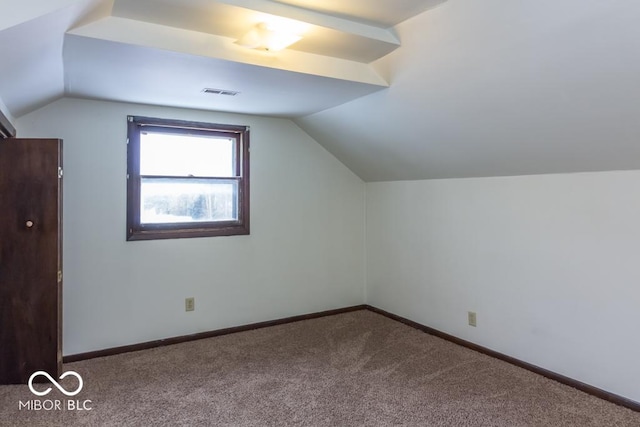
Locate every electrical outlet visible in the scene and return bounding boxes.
[185,297,195,312]
[468,311,477,327]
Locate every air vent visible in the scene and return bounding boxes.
[202,88,240,96]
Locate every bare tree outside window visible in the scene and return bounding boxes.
[126,116,250,240]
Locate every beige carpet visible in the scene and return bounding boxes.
[1,310,638,426]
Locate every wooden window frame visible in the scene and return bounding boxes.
[126,116,250,241]
[0,108,16,139]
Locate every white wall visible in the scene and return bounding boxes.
[16,97,365,355]
[14,97,639,403]
[367,172,640,403]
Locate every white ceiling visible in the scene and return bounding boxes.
[270,0,446,27]
[1,0,428,118]
[297,0,640,180]
[2,0,640,182]
[109,0,403,62]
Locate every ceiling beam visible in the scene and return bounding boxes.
[216,0,400,46]
[67,17,389,86]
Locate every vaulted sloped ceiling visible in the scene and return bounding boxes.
[0,0,109,116]
[2,0,640,181]
[297,0,640,181]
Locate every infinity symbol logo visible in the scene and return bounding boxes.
[28,371,84,397]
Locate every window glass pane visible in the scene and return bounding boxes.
[140,178,238,224]
[140,132,235,177]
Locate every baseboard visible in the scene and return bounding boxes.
[63,305,367,363]
[364,305,640,413]
[63,302,639,412]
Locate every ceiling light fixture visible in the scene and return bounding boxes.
[236,23,302,52]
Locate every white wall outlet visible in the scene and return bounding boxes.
[185,297,195,312]
[468,311,477,327]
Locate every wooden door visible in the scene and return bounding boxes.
[0,138,62,384]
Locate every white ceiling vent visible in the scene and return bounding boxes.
[202,88,240,96]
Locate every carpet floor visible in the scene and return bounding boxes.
[0,310,638,426]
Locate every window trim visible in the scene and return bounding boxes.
[0,107,16,139]
[126,115,250,241]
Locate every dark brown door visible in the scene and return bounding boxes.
[0,138,62,384]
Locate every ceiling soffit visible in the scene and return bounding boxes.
[110,0,400,62]
[2,0,441,118]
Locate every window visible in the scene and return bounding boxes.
[126,116,250,240]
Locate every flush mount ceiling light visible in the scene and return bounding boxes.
[236,22,303,52]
